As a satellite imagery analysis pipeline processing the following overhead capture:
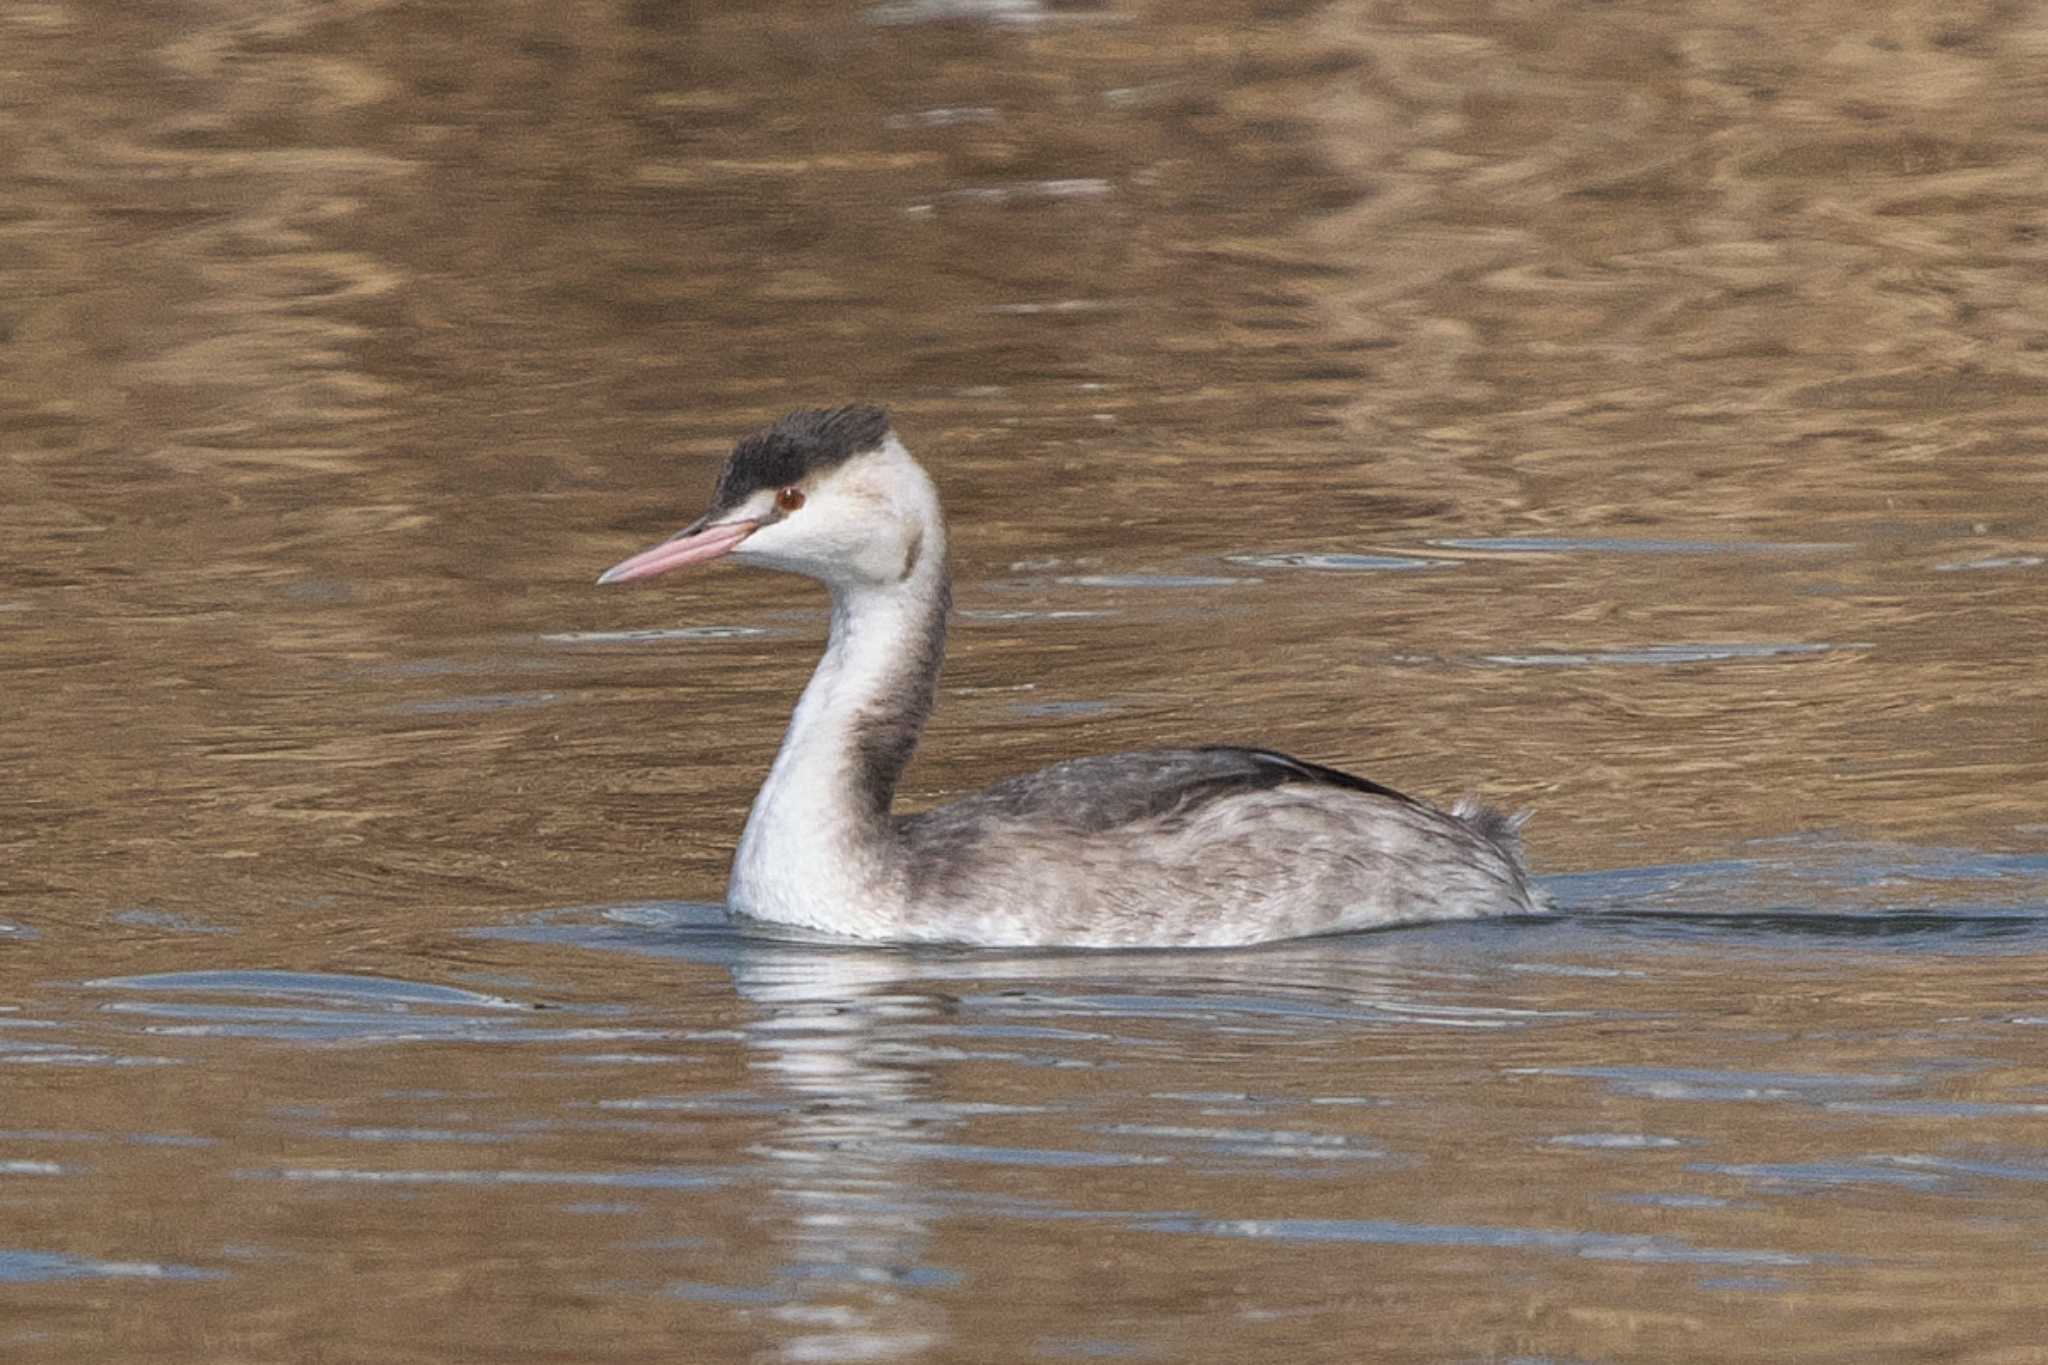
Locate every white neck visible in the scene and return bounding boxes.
[726,522,949,933]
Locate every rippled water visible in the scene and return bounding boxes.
[5,0,2047,1359]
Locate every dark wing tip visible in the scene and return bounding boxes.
[1229,747,1538,877]
[1219,746,1422,808]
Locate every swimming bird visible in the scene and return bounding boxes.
[598,405,1539,947]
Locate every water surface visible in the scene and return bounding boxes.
[4,0,2046,1359]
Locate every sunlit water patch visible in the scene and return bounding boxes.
[1513,1065,1919,1104]
[86,972,527,1009]
[1086,1122,1389,1164]
[1224,552,1456,572]
[237,1166,725,1190]
[1128,1215,1815,1268]
[73,971,639,1046]
[957,609,1119,623]
[108,908,234,935]
[1685,1149,2048,1194]
[0,1250,224,1284]
[1433,537,1850,556]
[0,1015,180,1069]
[986,299,1117,316]
[1933,555,2042,572]
[1481,642,1854,668]
[866,0,1125,26]
[1548,838,2048,923]
[923,179,1116,207]
[882,106,999,129]
[1689,1159,1953,1193]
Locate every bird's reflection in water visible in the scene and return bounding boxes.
[733,946,955,1362]
[497,901,1573,1362]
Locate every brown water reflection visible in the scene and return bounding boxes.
[3,0,2047,1360]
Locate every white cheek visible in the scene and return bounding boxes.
[731,515,833,571]
[738,504,902,582]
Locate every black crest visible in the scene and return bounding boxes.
[712,405,892,509]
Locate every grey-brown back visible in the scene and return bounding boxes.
[889,747,1538,946]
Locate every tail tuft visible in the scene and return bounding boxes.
[1451,797,1531,866]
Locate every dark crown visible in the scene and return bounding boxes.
[712,405,892,509]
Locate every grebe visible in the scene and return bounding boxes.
[598,405,1539,948]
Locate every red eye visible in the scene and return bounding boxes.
[776,486,805,513]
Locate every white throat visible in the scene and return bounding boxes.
[726,471,949,934]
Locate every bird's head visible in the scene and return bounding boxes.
[599,405,943,592]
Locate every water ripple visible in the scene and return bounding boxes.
[0,1249,224,1283]
[1224,552,1455,572]
[1130,1215,1811,1268]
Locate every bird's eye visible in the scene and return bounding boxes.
[775,486,805,513]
